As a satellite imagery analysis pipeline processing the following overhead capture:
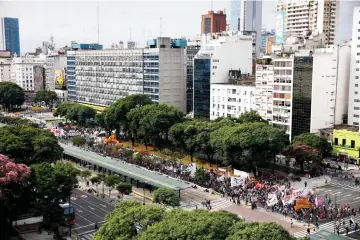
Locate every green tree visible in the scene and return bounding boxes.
[194,167,210,186]
[116,182,132,200]
[293,133,332,157]
[237,110,268,124]
[53,101,76,122]
[0,82,25,112]
[282,143,321,173]
[139,209,239,240]
[34,90,58,107]
[94,201,165,240]
[66,104,96,125]
[31,162,80,226]
[226,222,296,240]
[153,187,180,207]
[90,175,101,191]
[211,122,288,177]
[0,125,63,165]
[80,170,92,183]
[104,174,120,197]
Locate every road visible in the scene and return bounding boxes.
[70,189,114,240]
[293,179,360,239]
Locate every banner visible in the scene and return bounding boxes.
[231,176,245,187]
[234,169,253,178]
[315,196,326,207]
[291,188,314,198]
[294,198,313,211]
[267,193,278,207]
[217,175,225,182]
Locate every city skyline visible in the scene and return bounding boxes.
[0,0,276,53]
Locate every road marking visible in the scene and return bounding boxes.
[71,197,77,200]
[75,213,92,223]
[72,221,105,230]
[100,204,106,208]
[343,194,352,198]
[353,197,360,200]
[77,209,83,213]
[323,190,332,192]
[81,195,88,198]
[74,195,111,213]
[71,202,105,220]
[333,192,342,195]
[88,206,95,210]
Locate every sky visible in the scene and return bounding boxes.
[0,0,277,53]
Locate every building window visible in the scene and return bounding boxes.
[342,139,346,146]
[357,68,360,71]
[351,140,355,148]
[355,107,360,110]
[356,92,359,95]
[354,122,360,126]
[354,114,360,118]
[334,138,338,145]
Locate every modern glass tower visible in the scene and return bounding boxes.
[0,17,20,56]
[231,0,241,31]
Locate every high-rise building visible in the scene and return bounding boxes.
[231,0,241,31]
[186,39,200,114]
[310,44,350,133]
[193,32,253,118]
[144,37,187,113]
[348,6,360,127]
[276,0,360,45]
[67,51,76,101]
[0,17,20,56]
[255,57,274,123]
[0,51,11,82]
[201,11,227,34]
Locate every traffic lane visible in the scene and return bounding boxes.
[73,189,115,211]
[71,194,112,218]
[315,184,360,207]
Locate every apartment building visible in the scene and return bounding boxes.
[67,51,76,101]
[348,7,360,127]
[0,50,11,82]
[186,40,200,114]
[44,55,55,91]
[255,57,274,122]
[75,49,144,107]
[310,44,350,133]
[276,0,358,45]
[210,70,255,120]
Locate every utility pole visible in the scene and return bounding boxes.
[68,194,72,237]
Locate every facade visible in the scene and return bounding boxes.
[186,40,200,113]
[266,36,275,54]
[67,51,76,101]
[45,55,55,91]
[210,71,255,120]
[260,33,275,53]
[334,1,360,44]
[193,33,253,118]
[310,44,350,133]
[0,51,11,82]
[144,37,187,113]
[348,7,360,128]
[333,128,360,159]
[201,11,227,34]
[0,17,20,56]
[75,49,144,106]
[54,55,67,103]
[255,58,274,122]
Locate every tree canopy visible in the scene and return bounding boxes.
[293,133,332,157]
[54,102,96,125]
[34,90,58,107]
[236,110,268,124]
[153,187,180,207]
[211,122,288,176]
[282,143,321,173]
[0,125,63,165]
[0,82,25,111]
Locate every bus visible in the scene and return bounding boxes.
[59,203,76,226]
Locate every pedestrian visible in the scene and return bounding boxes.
[290,219,293,228]
[304,181,307,188]
[307,227,310,236]
[346,226,349,235]
[94,221,98,229]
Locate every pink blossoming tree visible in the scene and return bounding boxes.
[0,154,31,200]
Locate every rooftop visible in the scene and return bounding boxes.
[60,143,191,191]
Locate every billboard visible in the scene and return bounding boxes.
[0,51,11,58]
[276,10,284,44]
[33,66,45,91]
[55,69,66,90]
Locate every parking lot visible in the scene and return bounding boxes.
[70,189,114,240]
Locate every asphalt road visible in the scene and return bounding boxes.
[70,189,114,240]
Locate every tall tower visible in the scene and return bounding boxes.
[0,17,20,56]
[201,10,227,34]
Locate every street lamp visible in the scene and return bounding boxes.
[143,181,148,205]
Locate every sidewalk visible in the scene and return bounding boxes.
[292,175,332,190]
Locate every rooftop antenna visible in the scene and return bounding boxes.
[97,5,100,44]
[160,17,162,37]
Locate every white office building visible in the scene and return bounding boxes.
[75,49,144,107]
[348,7,360,127]
[45,55,55,91]
[310,43,351,133]
[210,71,255,120]
[255,58,274,122]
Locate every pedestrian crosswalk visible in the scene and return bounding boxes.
[210,198,236,210]
[79,232,95,240]
[293,214,360,238]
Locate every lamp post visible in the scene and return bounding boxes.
[143,181,148,205]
